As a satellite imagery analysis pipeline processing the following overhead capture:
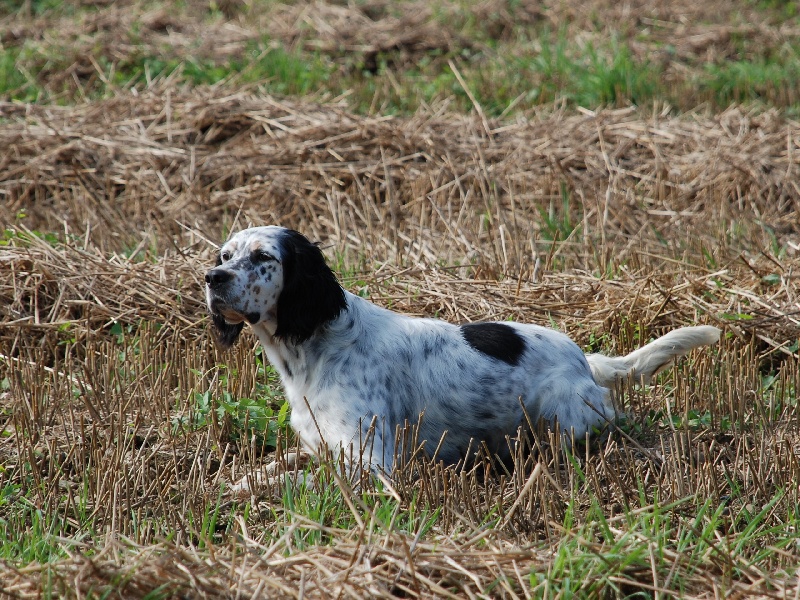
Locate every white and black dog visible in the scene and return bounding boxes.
[206,226,720,472]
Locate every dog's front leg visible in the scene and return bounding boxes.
[229,449,315,494]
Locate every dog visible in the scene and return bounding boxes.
[205,226,720,474]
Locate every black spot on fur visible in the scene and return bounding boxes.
[210,313,244,350]
[274,229,347,344]
[282,359,293,379]
[460,322,525,366]
[475,409,495,421]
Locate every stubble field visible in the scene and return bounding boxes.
[1,1,800,597]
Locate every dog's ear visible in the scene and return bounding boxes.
[211,313,244,349]
[275,229,347,344]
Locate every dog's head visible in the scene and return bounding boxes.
[205,226,346,349]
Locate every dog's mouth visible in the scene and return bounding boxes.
[218,307,246,324]
[209,300,261,325]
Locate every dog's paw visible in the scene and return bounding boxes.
[229,451,314,495]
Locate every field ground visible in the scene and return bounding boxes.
[1,1,800,597]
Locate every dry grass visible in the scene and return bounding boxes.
[2,89,798,340]
[1,1,800,597]
[1,85,799,597]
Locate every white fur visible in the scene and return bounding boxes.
[586,326,721,388]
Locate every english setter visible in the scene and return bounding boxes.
[205,226,719,473]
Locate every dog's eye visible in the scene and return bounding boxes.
[220,251,232,262]
[252,251,277,264]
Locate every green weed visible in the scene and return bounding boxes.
[0,48,40,102]
[702,58,800,106]
[176,355,291,451]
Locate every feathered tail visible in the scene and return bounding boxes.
[585,325,720,389]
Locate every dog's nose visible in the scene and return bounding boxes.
[205,268,233,287]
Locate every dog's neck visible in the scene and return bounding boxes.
[251,312,279,339]
[250,293,358,385]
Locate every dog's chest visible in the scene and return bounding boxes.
[283,379,349,449]
[287,398,322,448]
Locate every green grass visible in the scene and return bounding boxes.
[0,48,40,103]
[275,473,441,550]
[701,58,800,106]
[4,7,800,115]
[0,0,65,16]
[106,42,332,94]
[0,468,98,564]
[526,454,800,596]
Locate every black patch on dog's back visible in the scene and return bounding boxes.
[460,322,525,366]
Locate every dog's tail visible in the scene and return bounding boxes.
[585,325,720,389]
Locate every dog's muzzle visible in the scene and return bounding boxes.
[206,268,241,323]
[205,267,233,289]
[205,268,261,325]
